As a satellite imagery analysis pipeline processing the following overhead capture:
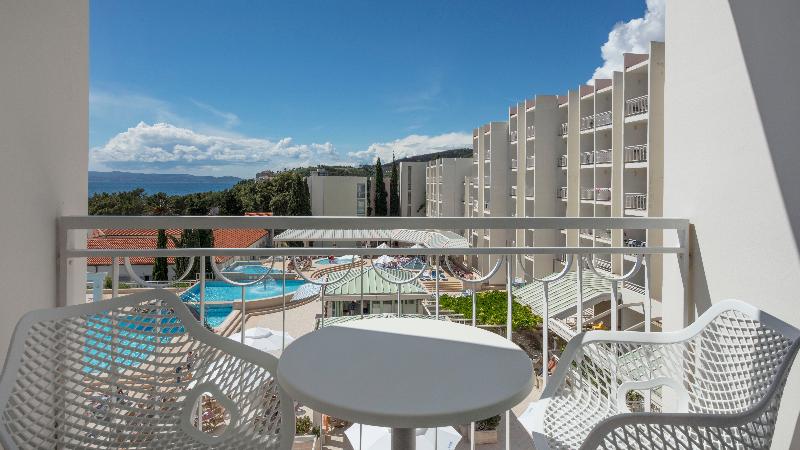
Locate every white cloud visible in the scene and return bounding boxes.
[589,0,665,82]
[90,122,340,176]
[348,132,472,163]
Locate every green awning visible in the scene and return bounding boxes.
[323,267,428,300]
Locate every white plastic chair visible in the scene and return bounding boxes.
[519,299,800,449]
[0,289,295,449]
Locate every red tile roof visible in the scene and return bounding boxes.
[87,228,269,266]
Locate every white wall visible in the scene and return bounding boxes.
[0,1,88,364]
[399,162,426,216]
[663,1,800,447]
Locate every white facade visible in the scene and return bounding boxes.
[663,1,800,447]
[307,170,368,217]
[0,0,88,362]
[425,158,472,218]
[398,162,426,217]
[504,43,665,296]
[465,122,512,284]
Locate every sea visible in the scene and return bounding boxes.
[89,181,239,196]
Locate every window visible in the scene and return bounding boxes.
[356,182,367,216]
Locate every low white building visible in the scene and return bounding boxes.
[398,161,427,217]
[307,169,367,217]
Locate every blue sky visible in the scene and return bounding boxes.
[90,0,664,178]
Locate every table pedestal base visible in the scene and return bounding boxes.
[391,427,415,450]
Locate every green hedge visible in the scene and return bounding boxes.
[438,291,542,330]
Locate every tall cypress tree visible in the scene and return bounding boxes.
[374,158,387,216]
[389,155,400,216]
[152,229,169,281]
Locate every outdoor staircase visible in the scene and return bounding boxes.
[419,279,464,294]
[310,259,367,279]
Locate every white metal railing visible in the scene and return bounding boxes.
[580,151,594,166]
[526,155,535,169]
[560,122,568,136]
[59,215,690,449]
[595,149,612,164]
[511,186,517,197]
[510,130,518,142]
[625,95,649,116]
[557,155,568,168]
[595,187,612,202]
[595,110,612,127]
[580,188,594,200]
[625,193,648,210]
[526,125,536,139]
[624,144,648,163]
[557,187,568,199]
[580,115,595,131]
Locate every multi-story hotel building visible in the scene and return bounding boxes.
[424,157,471,218]
[507,41,665,297]
[398,161,427,217]
[427,42,665,292]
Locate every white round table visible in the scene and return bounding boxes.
[277,318,533,449]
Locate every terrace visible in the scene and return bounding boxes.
[56,215,695,449]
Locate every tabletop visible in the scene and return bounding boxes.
[276,317,533,428]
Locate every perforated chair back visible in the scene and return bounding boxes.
[0,290,294,449]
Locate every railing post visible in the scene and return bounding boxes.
[435,255,440,320]
[542,280,550,387]
[505,254,512,450]
[111,256,119,298]
[643,254,652,412]
[576,255,583,332]
[240,284,246,345]
[282,257,287,351]
[360,256,364,320]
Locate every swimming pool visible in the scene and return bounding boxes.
[204,305,233,328]
[315,256,355,265]
[227,264,284,275]
[180,279,306,302]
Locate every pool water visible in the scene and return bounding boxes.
[228,264,283,275]
[204,305,233,328]
[83,314,181,374]
[180,279,306,302]
[315,256,355,265]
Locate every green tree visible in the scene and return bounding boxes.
[174,229,214,279]
[366,177,372,216]
[152,229,169,281]
[389,155,400,216]
[374,158,387,216]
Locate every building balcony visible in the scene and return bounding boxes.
[625,192,648,210]
[560,122,568,136]
[580,151,594,166]
[579,115,595,131]
[625,95,649,116]
[595,110,612,127]
[509,130,518,142]
[595,149,612,164]
[624,144,648,163]
[511,159,518,170]
[557,155,568,168]
[580,188,594,200]
[557,187,568,199]
[526,125,536,139]
[511,186,517,197]
[526,156,535,169]
[484,175,491,186]
[484,150,492,161]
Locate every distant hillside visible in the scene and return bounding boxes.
[89,171,241,184]
[390,148,472,165]
[255,148,473,179]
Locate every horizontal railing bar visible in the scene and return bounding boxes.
[59,216,689,231]
[65,246,686,258]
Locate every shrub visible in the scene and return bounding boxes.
[296,415,313,435]
[438,291,542,330]
[476,415,501,431]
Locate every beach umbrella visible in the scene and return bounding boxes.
[376,243,389,249]
[228,327,294,353]
[345,424,461,450]
[374,255,394,266]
